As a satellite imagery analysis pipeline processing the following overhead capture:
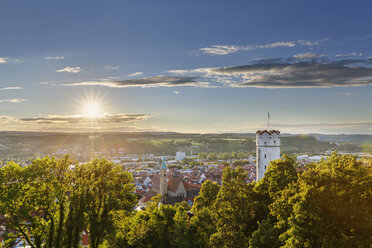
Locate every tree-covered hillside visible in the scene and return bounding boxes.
[0,132,366,161]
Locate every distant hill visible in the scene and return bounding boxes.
[0,131,368,161]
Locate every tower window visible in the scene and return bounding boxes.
[264,141,267,145]
[264,154,266,159]
[265,166,267,169]
[274,140,276,144]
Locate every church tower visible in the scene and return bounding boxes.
[256,130,280,181]
[159,158,168,196]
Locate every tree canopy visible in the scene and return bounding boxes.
[1,152,371,247]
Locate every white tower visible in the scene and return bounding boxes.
[256,130,280,181]
[159,158,167,196]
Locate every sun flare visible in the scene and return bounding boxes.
[83,102,101,118]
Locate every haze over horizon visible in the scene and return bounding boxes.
[1,1,372,134]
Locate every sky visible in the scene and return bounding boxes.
[1,0,372,134]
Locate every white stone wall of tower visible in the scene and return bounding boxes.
[256,131,280,181]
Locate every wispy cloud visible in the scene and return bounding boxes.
[167,70,189,74]
[45,56,64,60]
[56,66,81,73]
[297,38,328,46]
[128,72,144,77]
[0,57,7,64]
[200,38,328,56]
[293,53,322,59]
[200,41,293,55]
[0,86,23,90]
[345,34,372,41]
[0,113,156,132]
[0,98,26,103]
[335,52,363,57]
[256,41,295,49]
[200,45,251,55]
[245,119,372,134]
[104,65,119,70]
[20,113,154,125]
[63,75,210,88]
[335,92,356,96]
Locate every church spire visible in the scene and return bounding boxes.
[159,157,167,197]
[161,157,167,170]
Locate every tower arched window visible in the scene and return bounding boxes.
[264,154,266,159]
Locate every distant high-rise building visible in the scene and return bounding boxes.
[256,130,280,181]
[176,151,186,161]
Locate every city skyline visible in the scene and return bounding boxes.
[1,1,372,134]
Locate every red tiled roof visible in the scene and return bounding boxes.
[167,176,183,193]
[82,233,89,246]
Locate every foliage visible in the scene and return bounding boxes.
[1,152,371,247]
[191,180,220,212]
[0,156,136,248]
[232,160,250,166]
[271,152,372,247]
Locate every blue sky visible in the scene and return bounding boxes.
[1,0,372,133]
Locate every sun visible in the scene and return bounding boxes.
[83,102,101,118]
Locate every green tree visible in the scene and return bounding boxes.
[272,153,372,247]
[231,152,237,159]
[208,153,218,161]
[221,153,229,160]
[191,180,220,212]
[0,157,70,248]
[210,167,259,248]
[198,152,207,160]
[85,159,137,248]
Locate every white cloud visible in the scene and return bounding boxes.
[167,69,190,74]
[0,58,7,64]
[45,56,64,60]
[297,38,328,46]
[293,53,322,59]
[256,41,295,49]
[200,41,295,55]
[335,52,363,57]
[0,98,26,103]
[200,45,242,55]
[104,65,119,70]
[56,66,81,73]
[0,86,23,90]
[128,72,144,77]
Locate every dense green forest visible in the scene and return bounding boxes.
[0,132,368,161]
[0,153,371,247]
